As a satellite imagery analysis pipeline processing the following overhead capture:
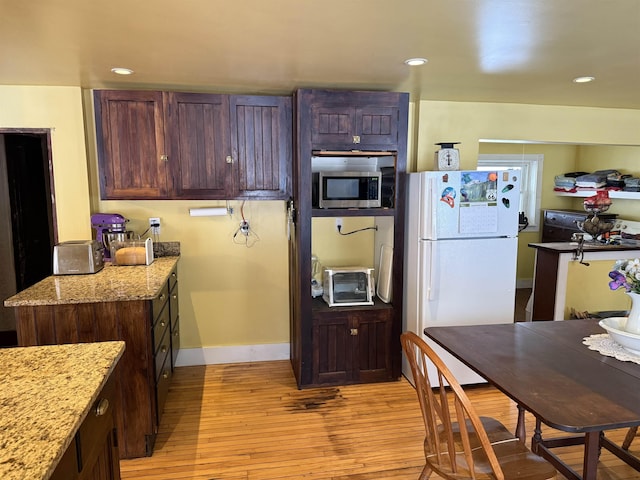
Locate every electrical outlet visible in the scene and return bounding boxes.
[149,217,161,235]
[335,217,343,232]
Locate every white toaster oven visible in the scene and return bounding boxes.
[322,267,375,307]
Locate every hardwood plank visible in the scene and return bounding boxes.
[120,361,640,480]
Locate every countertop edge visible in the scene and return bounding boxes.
[4,256,179,307]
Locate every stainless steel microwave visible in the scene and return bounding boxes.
[314,171,382,208]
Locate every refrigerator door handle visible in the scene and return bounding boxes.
[421,241,435,301]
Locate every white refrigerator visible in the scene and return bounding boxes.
[403,170,521,385]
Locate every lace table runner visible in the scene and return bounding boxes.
[583,334,640,364]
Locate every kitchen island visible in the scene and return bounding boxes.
[0,341,124,480]
[529,242,640,320]
[3,256,180,459]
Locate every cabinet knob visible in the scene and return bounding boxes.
[160,320,166,328]
[161,345,168,353]
[159,294,166,301]
[350,328,358,336]
[352,135,361,144]
[160,154,168,162]
[163,370,170,379]
[94,398,110,417]
[226,155,233,164]
[172,294,177,300]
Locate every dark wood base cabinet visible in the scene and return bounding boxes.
[312,301,394,385]
[15,267,179,459]
[50,375,121,480]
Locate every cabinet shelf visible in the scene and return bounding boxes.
[555,189,640,199]
[311,296,394,312]
[312,207,396,217]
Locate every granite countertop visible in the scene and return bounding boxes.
[0,341,125,480]
[4,256,179,307]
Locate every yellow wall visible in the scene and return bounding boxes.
[94,199,290,348]
[0,86,91,241]
[412,100,640,316]
[5,86,640,348]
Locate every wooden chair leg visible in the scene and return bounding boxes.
[622,426,638,451]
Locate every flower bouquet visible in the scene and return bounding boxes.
[609,258,640,294]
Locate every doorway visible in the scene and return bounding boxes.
[0,130,57,346]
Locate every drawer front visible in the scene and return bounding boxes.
[154,327,171,382]
[168,268,178,292]
[155,355,172,424]
[169,284,179,325]
[152,282,170,322]
[171,316,180,370]
[77,375,116,474]
[153,304,170,353]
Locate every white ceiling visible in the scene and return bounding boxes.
[2,0,639,109]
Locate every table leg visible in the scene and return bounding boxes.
[531,417,542,455]
[515,404,526,440]
[583,431,601,480]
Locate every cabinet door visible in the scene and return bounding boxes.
[94,90,169,199]
[312,312,352,384]
[165,92,232,198]
[310,105,356,147]
[229,95,292,199]
[308,92,403,150]
[353,309,393,383]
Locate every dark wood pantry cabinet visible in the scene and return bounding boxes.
[289,89,409,388]
[94,90,291,200]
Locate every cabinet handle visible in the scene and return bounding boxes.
[350,328,358,336]
[94,398,110,416]
[352,135,361,144]
[160,154,168,162]
[225,155,233,164]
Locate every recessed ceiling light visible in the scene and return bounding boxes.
[404,58,428,66]
[573,76,595,83]
[111,67,134,75]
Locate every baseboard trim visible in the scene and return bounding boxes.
[175,343,290,367]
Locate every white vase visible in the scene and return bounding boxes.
[624,292,640,334]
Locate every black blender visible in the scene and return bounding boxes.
[91,213,135,260]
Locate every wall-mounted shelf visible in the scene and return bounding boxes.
[555,189,640,199]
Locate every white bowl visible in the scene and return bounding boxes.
[599,317,640,355]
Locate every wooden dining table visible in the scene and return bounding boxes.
[424,319,640,480]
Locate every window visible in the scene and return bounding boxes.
[477,154,543,231]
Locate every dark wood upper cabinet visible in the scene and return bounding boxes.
[230,95,292,199]
[165,92,232,199]
[309,91,403,150]
[94,90,169,199]
[94,90,292,200]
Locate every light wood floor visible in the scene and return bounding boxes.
[120,361,640,480]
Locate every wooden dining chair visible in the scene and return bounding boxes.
[622,426,638,450]
[401,331,557,480]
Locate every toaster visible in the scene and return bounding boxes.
[53,240,105,275]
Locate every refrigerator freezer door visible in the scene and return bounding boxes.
[414,170,521,240]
